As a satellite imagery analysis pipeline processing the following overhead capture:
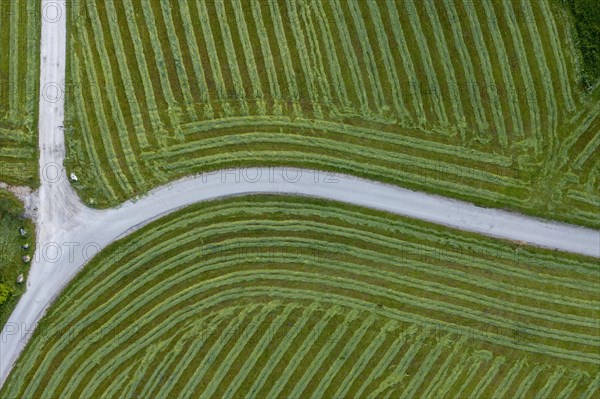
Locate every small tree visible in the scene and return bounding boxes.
[0,283,13,306]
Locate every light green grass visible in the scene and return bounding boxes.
[0,1,40,187]
[2,195,598,398]
[63,0,599,228]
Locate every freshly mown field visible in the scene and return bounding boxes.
[63,0,599,228]
[0,190,35,328]
[0,1,40,187]
[2,196,598,398]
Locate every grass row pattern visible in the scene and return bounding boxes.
[63,0,599,228]
[2,195,599,398]
[0,1,40,187]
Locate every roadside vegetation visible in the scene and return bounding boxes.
[0,190,35,328]
[63,0,599,228]
[3,195,598,398]
[0,1,40,187]
[559,0,600,87]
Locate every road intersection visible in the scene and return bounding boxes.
[0,0,598,387]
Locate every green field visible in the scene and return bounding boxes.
[63,0,599,228]
[0,190,35,328]
[0,1,40,187]
[2,195,598,398]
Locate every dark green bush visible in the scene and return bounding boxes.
[562,0,600,87]
[0,189,24,216]
[0,189,33,327]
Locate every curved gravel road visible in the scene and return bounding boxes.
[0,0,598,387]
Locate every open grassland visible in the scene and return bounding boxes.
[63,0,599,228]
[0,190,35,328]
[0,1,40,187]
[2,195,598,398]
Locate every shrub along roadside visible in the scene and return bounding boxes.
[0,189,35,328]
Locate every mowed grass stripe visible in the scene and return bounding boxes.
[5,286,596,398]
[214,0,249,116]
[298,1,335,111]
[157,149,531,208]
[520,0,559,148]
[404,0,449,127]
[399,333,456,398]
[179,116,512,167]
[48,203,599,317]
[158,0,198,121]
[24,0,38,120]
[149,311,235,398]
[461,0,507,146]
[352,326,416,398]
[445,354,482,398]
[104,0,150,149]
[308,0,351,111]
[198,304,274,398]
[441,0,489,132]
[556,371,586,399]
[246,303,320,397]
[0,0,39,186]
[537,0,575,112]
[422,0,468,133]
[120,0,166,145]
[52,299,250,398]
[178,0,213,118]
[346,1,386,113]
[78,27,133,195]
[136,316,214,397]
[490,357,527,398]
[69,52,117,200]
[195,0,228,106]
[92,318,185,398]
[5,197,598,398]
[249,0,284,115]
[365,1,409,121]
[43,262,596,372]
[188,234,598,318]
[285,0,323,118]
[513,365,545,399]
[480,0,525,139]
[265,306,341,398]
[231,0,266,115]
[384,0,426,124]
[469,355,506,398]
[8,0,19,115]
[420,337,469,398]
[41,206,599,331]
[170,243,599,339]
[62,0,593,231]
[268,0,303,117]
[499,0,542,153]
[329,316,385,398]
[327,0,370,115]
[579,372,600,399]
[86,1,146,189]
[180,305,261,397]
[162,132,524,188]
[156,306,251,397]
[312,315,375,397]
[140,0,181,123]
[288,310,358,398]
[223,304,299,398]
[368,328,431,398]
